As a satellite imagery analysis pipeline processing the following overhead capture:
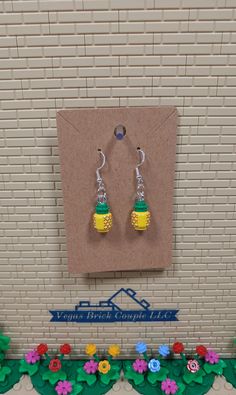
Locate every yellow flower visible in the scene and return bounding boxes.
[108,344,120,358]
[85,343,97,357]
[98,360,111,374]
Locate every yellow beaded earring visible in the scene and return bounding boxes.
[131,147,150,231]
[93,149,112,233]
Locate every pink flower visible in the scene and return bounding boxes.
[84,360,98,374]
[25,350,40,364]
[132,359,148,374]
[161,378,178,395]
[187,359,200,373]
[55,380,72,395]
[205,349,219,364]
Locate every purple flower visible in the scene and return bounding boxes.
[55,380,72,395]
[135,342,147,354]
[161,378,178,395]
[133,359,148,374]
[84,360,98,374]
[158,344,170,357]
[205,349,219,364]
[25,350,40,364]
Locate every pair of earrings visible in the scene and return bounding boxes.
[93,148,150,233]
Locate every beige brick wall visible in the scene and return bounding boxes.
[0,0,235,358]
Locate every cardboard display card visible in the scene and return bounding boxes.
[57,106,177,273]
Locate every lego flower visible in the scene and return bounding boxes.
[85,343,97,357]
[55,380,72,395]
[132,359,148,374]
[49,358,62,372]
[158,344,170,357]
[60,344,71,355]
[172,342,184,354]
[187,359,200,373]
[37,343,48,356]
[205,349,219,364]
[25,350,40,364]
[108,344,120,358]
[135,342,147,354]
[84,360,98,374]
[98,360,111,374]
[161,378,178,395]
[196,345,207,357]
[148,358,161,373]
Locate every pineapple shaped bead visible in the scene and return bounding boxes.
[93,202,112,233]
[131,200,150,231]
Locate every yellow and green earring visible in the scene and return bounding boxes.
[131,147,150,231]
[93,149,112,233]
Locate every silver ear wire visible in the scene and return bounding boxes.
[135,147,145,201]
[96,149,107,204]
[96,149,106,182]
[135,147,145,179]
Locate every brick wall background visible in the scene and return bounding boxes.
[0,0,236,358]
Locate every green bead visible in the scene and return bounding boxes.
[134,200,148,212]
[95,202,110,214]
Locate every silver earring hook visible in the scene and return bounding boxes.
[135,147,145,201]
[135,147,145,178]
[96,149,106,182]
[96,149,107,204]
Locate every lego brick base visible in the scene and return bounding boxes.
[5,376,236,395]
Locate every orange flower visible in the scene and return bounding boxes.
[98,360,111,374]
[85,343,97,357]
[108,344,120,358]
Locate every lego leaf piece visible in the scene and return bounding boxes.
[0,334,10,354]
[147,367,169,384]
[204,360,227,375]
[183,367,206,385]
[77,367,97,386]
[222,359,236,389]
[42,369,67,385]
[0,333,21,395]
[123,362,145,386]
[0,367,10,383]
[69,381,83,395]
[19,359,40,376]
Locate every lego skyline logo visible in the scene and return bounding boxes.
[49,288,179,323]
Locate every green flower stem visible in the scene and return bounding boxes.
[194,354,201,362]
[107,356,112,363]
[143,352,149,362]
[59,354,64,361]
[94,353,100,363]
[180,353,187,363]
[44,353,50,363]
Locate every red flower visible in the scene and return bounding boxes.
[37,343,48,356]
[196,345,207,357]
[49,358,61,372]
[173,342,184,354]
[60,344,72,355]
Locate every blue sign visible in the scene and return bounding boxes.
[50,288,178,323]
